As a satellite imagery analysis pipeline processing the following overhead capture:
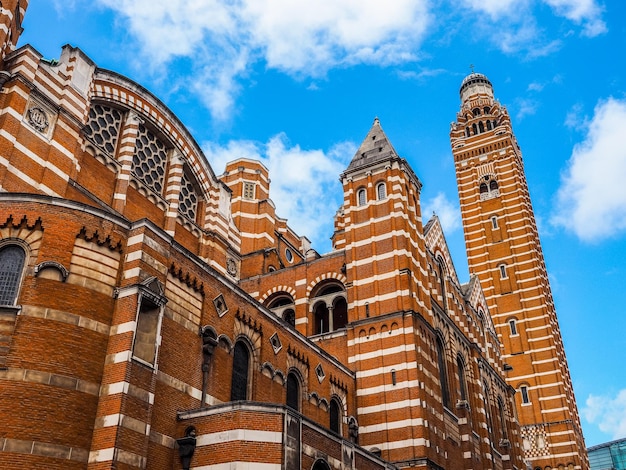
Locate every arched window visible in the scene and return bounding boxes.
[489,179,498,191]
[473,108,480,117]
[330,398,342,434]
[231,341,250,401]
[497,397,508,439]
[483,106,491,114]
[311,282,346,335]
[313,302,329,335]
[376,182,386,200]
[499,264,508,279]
[465,127,470,137]
[520,385,530,404]
[283,309,295,327]
[312,460,331,470]
[436,335,450,408]
[486,120,493,130]
[357,188,366,206]
[478,121,485,133]
[333,297,348,330]
[266,293,296,327]
[456,355,468,402]
[286,371,300,411]
[472,123,478,135]
[436,256,447,308]
[0,245,26,306]
[483,382,494,444]
[480,183,488,195]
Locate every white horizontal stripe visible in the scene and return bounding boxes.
[358,398,422,415]
[196,429,282,447]
[194,463,281,470]
[357,379,420,396]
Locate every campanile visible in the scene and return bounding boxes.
[450,73,588,470]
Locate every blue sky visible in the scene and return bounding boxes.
[20,0,626,447]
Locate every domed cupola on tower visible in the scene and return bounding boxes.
[459,72,493,103]
[451,71,514,156]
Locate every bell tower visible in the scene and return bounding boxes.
[451,73,588,470]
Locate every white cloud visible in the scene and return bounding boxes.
[544,0,607,36]
[583,389,626,440]
[553,98,626,242]
[95,0,430,119]
[203,135,355,252]
[92,0,605,119]
[421,192,462,234]
[460,0,522,19]
[459,0,604,56]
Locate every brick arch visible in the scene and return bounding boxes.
[259,285,297,303]
[90,78,218,197]
[305,272,348,297]
[232,325,261,367]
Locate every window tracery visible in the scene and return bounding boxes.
[84,103,123,155]
[132,123,168,194]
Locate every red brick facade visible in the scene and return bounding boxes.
[0,5,558,470]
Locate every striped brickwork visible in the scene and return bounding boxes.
[451,74,588,470]
[237,119,526,468]
[0,23,528,470]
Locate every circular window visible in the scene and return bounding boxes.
[285,248,293,263]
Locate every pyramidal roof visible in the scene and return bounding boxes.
[347,118,400,171]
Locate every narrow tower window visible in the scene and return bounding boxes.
[286,371,300,411]
[436,335,450,409]
[231,341,250,401]
[330,398,341,434]
[478,121,485,133]
[376,182,386,200]
[520,385,530,404]
[498,397,508,439]
[457,355,468,402]
[499,264,508,279]
[357,188,366,206]
[491,215,498,229]
[0,245,26,306]
[509,319,518,335]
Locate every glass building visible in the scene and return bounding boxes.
[589,438,626,470]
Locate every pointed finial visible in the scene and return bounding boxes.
[373,116,380,125]
[469,64,475,73]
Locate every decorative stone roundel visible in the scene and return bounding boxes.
[28,106,49,132]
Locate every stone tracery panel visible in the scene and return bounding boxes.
[84,104,123,155]
[132,123,168,194]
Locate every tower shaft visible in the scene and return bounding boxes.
[451,73,588,470]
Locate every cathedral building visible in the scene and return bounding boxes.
[0,2,586,469]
